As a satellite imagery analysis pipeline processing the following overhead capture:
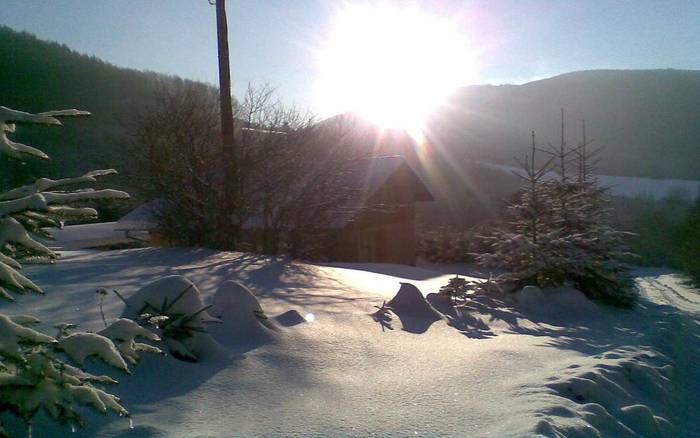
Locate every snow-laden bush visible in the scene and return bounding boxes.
[476,123,636,307]
[121,275,221,362]
[0,106,159,436]
[0,315,162,433]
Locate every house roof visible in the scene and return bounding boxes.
[115,155,433,232]
[328,155,433,228]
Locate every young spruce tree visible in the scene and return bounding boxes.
[0,106,162,436]
[477,111,636,307]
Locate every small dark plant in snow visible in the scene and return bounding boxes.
[439,275,477,303]
[371,300,394,331]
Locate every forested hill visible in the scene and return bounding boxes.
[0,26,204,191]
[429,69,700,180]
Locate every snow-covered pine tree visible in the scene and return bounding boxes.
[476,117,636,307]
[476,131,566,287]
[0,106,161,436]
[560,119,636,306]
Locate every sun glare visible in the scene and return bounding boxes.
[315,4,475,139]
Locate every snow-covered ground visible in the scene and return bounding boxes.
[1,248,698,437]
[481,162,700,200]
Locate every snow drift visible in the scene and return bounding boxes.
[208,280,277,348]
[384,282,444,334]
[387,282,442,319]
[517,285,600,319]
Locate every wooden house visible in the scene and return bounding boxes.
[115,155,433,264]
[322,155,433,264]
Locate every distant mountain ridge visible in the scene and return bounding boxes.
[429,68,700,180]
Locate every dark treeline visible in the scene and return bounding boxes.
[613,194,700,283]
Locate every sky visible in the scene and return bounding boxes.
[2,0,700,115]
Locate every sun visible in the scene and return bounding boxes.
[314,3,476,139]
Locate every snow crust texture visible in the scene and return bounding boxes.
[518,273,700,437]
[3,248,698,437]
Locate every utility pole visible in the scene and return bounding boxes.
[211,0,240,245]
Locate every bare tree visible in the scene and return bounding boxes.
[234,84,362,256]
[132,79,222,246]
[132,82,363,254]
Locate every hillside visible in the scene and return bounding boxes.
[430,69,700,180]
[0,26,205,198]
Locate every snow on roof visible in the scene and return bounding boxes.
[42,222,146,250]
[114,199,166,231]
[328,155,433,228]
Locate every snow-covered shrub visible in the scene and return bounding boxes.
[207,280,277,348]
[121,276,220,362]
[0,106,158,435]
[476,123,636,307]
[98,318,163,365]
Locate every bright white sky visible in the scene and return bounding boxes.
[2,0,699,120]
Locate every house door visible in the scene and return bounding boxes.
[371,227,391,262]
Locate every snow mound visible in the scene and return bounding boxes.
[208,280,276,347]
[387,283,442,320]
[121,275,221,361]
[517,285,599,318]
[274,309,306,327]
[518,285,545,308]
